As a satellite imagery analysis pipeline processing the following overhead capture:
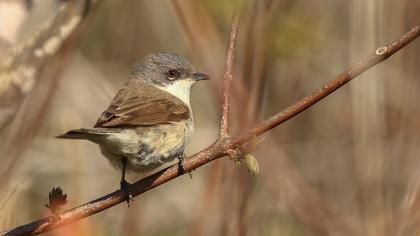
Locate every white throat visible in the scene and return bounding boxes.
[156,79,194,108]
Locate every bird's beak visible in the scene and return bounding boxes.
[192,72,210,81]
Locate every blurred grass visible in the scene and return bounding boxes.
[0,0,419,235]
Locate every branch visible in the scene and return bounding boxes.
[219,3,241,138]
[3,22,419,236]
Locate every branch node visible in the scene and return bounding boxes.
[227,148,242,163]
[375,46,388,55]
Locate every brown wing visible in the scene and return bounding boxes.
[94,81,190,127]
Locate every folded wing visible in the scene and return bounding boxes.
[94,81,190,127]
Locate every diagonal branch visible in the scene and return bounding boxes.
[3,22,419,236]
[219,2,241,138]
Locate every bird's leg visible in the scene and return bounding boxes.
[120,157,133,206]
[178,155,192,178]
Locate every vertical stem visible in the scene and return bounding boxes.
[219,2,241,138]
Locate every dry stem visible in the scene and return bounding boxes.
[219,3,241,138]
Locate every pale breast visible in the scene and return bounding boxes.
[99,119,193,172]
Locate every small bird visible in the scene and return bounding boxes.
[57,53,209,203]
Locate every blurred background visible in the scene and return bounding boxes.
[0,0,419,235]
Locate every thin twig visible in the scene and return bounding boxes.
[219,2,241,138]
[3,22,419,236]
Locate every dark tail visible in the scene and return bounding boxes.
[56,128,109,140]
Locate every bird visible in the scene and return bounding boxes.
[57,53,209,203]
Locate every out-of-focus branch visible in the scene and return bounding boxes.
[219,2,241,138]
[0,0,90,134]
[3,20,419,236]
[0,0,96,189]
[171,0,249,116]
[389,167,420,236]
[262,139,361,236]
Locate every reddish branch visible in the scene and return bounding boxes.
[219,4,241,138]
[3,21,419,236]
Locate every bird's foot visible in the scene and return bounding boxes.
[178,156,192,178]
[120,179,134,206]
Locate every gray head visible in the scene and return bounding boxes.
[129,53,209,86]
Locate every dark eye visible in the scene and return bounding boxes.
[166,69,180,80]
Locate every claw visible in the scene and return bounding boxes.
[120,179,134,206]
[178,156,192,178]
